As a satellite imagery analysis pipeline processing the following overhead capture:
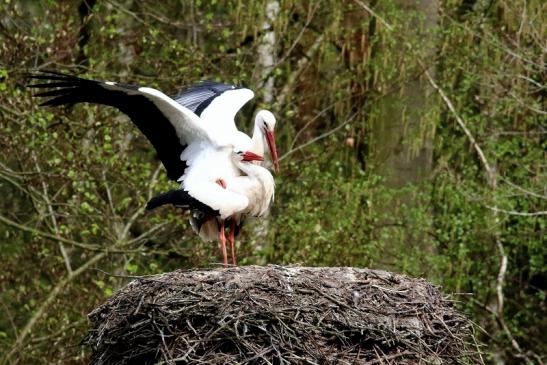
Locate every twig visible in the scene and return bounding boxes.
[484,205,547,216]
[0,214,146,254]
[352,0,394,31]
[271,2,320,72]
[120,163,162,243]
[501,177,547,200]
[279,111,358,161]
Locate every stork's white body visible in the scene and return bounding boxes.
[191,152,275,242]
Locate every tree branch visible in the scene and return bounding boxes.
[422,67,496,185]
[422,65,522,362]
[0,213,100,251]
[31,152,72,274]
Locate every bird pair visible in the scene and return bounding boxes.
[29,71,280,267]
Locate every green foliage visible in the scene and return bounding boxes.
[0,0,544,364]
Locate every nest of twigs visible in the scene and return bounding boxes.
[85,266,479,364]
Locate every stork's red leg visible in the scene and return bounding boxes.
[219,220,228,267]
[228,219,237,266]
[215,178,228,267]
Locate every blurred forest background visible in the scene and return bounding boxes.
[0,0,544,364]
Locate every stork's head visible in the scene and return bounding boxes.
[255,110,279,173]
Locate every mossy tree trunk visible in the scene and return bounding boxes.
[368,0,438,255]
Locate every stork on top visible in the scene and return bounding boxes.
[29,70,279,266]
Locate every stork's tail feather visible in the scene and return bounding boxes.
[146,189,221,217]
[146,190,188,210]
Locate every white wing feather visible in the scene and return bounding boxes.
[137,87,230,146]
[200,88,255,136]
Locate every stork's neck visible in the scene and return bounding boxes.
[236,160,275,195]
[236,159,268,181]
[235,160,275,214]
[250,123,265,156]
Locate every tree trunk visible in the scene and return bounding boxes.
[368,0,438,255]
[370,0,437,188]
[252,1,279,255]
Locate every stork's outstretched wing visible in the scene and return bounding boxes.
[173,80,254,135]
[29,71,218,181]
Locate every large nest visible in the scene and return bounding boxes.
[85,266,479,364]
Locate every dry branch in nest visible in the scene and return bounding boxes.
[85,266,480,364]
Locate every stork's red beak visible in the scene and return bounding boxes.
[265,130,280,173]
[242,151,264,162]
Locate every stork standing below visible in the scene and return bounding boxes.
[148,149,275,265]
[29,70,279,266]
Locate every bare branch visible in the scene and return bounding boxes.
[501,177,547,200]
[120,162,163,242]
[280,111,358,161]
[422,67,496,186]
[485,205,547,216]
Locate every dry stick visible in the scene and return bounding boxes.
[1,252,106,365]
[422,66,528,359]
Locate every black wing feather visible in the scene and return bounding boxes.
[173,80,238,116]
[28,71,187,181]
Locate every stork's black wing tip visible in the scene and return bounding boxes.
[25,70,81,85]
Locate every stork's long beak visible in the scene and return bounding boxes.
[265,130,280,173]
[242,151,264,162]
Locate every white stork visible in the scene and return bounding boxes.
[29,70,279,266]
[147,149,275,265]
